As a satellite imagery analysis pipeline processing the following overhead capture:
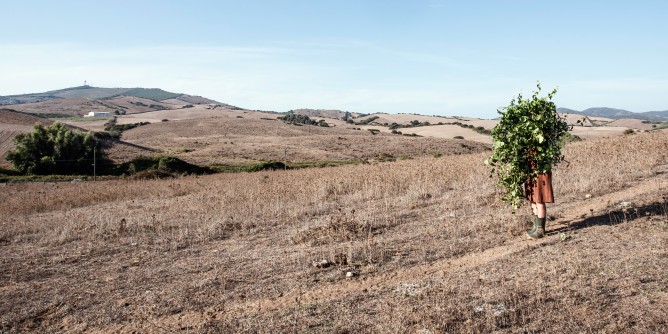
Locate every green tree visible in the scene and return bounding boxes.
[485,83,569,208]
[6,122,98,175]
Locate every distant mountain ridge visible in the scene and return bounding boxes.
[557,107,668,121]
[0,85,221,105]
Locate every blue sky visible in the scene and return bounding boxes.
[1,0,667,118]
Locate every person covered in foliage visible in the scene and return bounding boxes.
[524,149,554,239]
[485,83,569,240]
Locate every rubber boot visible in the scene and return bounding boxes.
[526,217,545,239]
[527,215,538,235]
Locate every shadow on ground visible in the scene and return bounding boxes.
[550,198,668,235]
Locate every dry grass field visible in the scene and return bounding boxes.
[3,98,116,117]
[568,126,634,139]
[1,131,667,333]
[103,96,178,114]
[113,116,489,165]
[606,118,657,131]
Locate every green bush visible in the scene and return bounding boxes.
[355,116,379,125]
[122,155,212,177]
[6,122,99,175]
[248,161,288,172]
[104,117,150,138]
[561,132,582,143]
[279,111,316,125]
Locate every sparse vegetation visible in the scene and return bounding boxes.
[279,111,331,127]
[104,117,150,138]
[355,116,379,125]
[1,132,667,332]
[111,88,182,101]
[1,92,665,333]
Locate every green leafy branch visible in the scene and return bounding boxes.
[484,83,569,208]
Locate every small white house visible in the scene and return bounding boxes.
[85,111,113,117]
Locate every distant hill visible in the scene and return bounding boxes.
[0,85,221,106]
[557,107,668,121]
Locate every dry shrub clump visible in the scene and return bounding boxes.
[0,132,667,333]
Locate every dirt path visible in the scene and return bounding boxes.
[117,170,668,331]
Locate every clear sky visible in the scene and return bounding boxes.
[1,0,667,118]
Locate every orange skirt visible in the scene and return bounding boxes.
[525,172,554,203]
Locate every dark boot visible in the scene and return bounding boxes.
[526,217,546,239]
[527,215,538,235]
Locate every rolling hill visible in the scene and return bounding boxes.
[0,85,221,106]
[558,107,668,121]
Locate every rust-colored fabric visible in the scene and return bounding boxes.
[525,172,554,203]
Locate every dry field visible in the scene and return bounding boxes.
[103,97,178,114]
[3,98,115,117]
[606,118,657,131]
[115,105,255,124]
[1,132,667,333]
[568,126,633,139]
[111,116,490,165]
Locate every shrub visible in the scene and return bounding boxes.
[561,132,582,143]
[104,118,150,138]
[248,161,288,172]
[355,116,379,125]
[123,155,212,176]
[279,111,316,125]
[623,129,635,135]
[453,136,464,139]
[6,122,99,175]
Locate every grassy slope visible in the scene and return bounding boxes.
[0,132,667,332]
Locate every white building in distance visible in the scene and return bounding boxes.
[85,111,113,117]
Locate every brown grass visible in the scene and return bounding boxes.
[109,116,490,164]
[3,98,115,117]
[0,132,667,332]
